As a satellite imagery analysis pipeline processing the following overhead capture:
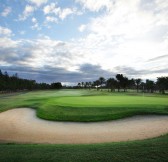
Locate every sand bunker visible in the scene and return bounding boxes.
[0,108,168,144]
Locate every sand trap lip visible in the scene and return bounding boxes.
[0,108,168,144]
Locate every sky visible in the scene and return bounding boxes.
[0,0,168,85]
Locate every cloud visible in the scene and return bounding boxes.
[0,63,113,84]
[46,16,58,23]
[0,26,12,37]
[147,54,168,62]
[1,7,12,17]
[31,17,41,30]
[75,0,112,12]
[32,17,37,23]
[59,8,74,20]
[113,65,168,80]
[28,0,48,7]
[78,24,86,32]
[19,5,35,21]
[43,3,80,20]
[43,3,60,15]
[1,0,168,83]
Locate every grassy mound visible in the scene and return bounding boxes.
[0,90,168,122]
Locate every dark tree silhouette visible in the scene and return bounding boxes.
[146,79,155,93]
[77,82,81,88]
[116,74,124,92]
[116,74,129,92]
[51,82,62,89]
[99,77,106,91]
[93,80,100,91]
[0,69,62,92]
[122,76,129,92]
[135,78,142,92]
[106,78,117,92]
[156,77,168,94]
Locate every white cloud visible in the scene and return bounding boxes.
[78,24,86,32]
[1,7,12,17]
[43,3,60,15]
[31,17,41,30]
[1,0,168,81]
[32,17,37,23]
[59,8,74,20]
[0,37,18,48]
[75,0,112,12]
[19,5,35,21]
[43,3,79,20]
[0,26,12,37]
[29,0,48,7]
[46,16,58,23]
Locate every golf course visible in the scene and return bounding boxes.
[0,89,168,161]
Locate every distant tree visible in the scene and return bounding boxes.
[122,76,129,92]
[81,82,84,88]
[116,74,129,92]
[135,78,142,92]
[85,82,89,89]
[128,78,135,89]
[77,82,81,88]
[93,80,100,91]
[0,69,56,92]
[116,74,124,92]
[88,82,92,90]
[99,77,106,91]
[0,70,2,76]
[145,79,155,93]
[51,82,62,89]
[106,78,117,92]
[140,82,145,92]
[156,77,168,94]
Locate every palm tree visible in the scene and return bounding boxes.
[135,78,142,92]
[116,74,124,92]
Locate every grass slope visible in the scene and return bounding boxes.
[0,134,168,162]
[0,89,168,122]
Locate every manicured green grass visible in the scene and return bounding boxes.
[0,89,168,122]
[0,90,168,162]
[0,134,168,162]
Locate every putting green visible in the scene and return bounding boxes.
[53,96,168,107]
[38,94,168,122]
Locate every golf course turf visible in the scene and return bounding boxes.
[0,90,168,122]
[0,89,168,161]
[0,135,168,162]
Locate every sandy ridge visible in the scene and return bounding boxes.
[0,108,168,144]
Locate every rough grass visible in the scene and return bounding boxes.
[0,89,168,122]
[0,134,168,162]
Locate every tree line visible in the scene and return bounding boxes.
[77,74,168,94]
[0,70,62,93]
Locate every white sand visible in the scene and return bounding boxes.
[0,108,168,144]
